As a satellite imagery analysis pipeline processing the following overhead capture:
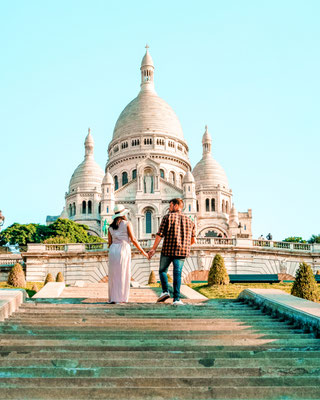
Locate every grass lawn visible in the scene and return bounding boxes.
[190,282,295,299]
[0,282,44,298]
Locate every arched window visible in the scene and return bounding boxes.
[211,198,215,211]
[88,200,92,214]
[98,202,101,214]
[145,211,152,234]
[72,203,76,216]
[222,200,225,213]
[132,169,137,179]
[160,169,165,179]
[179,174,183,187]
[169,171,175,185]
[197,201,199,212]
[206,198,210,212]
[107,206,109,214]
[225,201,229,213]
[82,201,86,214]
[68,204,72,217]
[188,205,191,212]
[122,171,128,186]
[114,176,118,190]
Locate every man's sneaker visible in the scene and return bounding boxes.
[157,292,170,302]
[173,300,184,306]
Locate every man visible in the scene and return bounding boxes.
[148,198,196,305]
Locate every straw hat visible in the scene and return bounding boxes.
[112,204,129,220]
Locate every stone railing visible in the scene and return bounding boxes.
[26,238,320,254]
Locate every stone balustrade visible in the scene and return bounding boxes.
[26,238,320,254]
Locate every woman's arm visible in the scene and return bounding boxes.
[108,230,112,247]
[127,222,148,257]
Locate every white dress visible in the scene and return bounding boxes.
[108,220,131,303]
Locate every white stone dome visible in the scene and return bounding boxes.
[193,154,229,189]
[68,131,104,193]
[102,171,113,185]
[183,171,195,183]
[112,90,185,141]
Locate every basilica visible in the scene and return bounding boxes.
[59,47,252,240]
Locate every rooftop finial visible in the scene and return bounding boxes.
[88,127,91,134]
[145,43,149,50]
[205,125,208,132]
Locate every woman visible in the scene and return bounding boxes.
[108,205,148,303]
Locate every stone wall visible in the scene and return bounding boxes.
[23,240,320,285]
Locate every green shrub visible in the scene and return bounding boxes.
[148,271,157,285]
[31,283,39,292]
[208,254,230,286]
[167,274,173,283]
[44,273,54,285]
[7,263,26,287]
[291,262,320,302]
[56,272,64,282]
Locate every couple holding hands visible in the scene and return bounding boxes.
[108,198,196,305]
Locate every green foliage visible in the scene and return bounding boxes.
[56,272,64,282]
[44,273,54,285]
[0,219,103,246]
[7,263,26,287]
[208,253,230,286]
[291,262,320,302]
[0,223,51,246]
[148,271,157,285]
[167,274,173,283]
[283,237,306,243]
[308,234,320,244]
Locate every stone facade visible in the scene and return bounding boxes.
[55,47,251,239]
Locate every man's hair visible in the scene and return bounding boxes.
[170,198,184,208]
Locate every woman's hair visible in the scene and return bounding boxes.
[109,216,126,230]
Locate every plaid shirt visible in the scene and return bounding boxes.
[157,211,195,257]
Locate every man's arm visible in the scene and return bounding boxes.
[147,234,163,259]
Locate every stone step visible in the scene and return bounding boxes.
[0,357,320,368]
[0,386,318,400]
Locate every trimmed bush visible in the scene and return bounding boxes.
[167,274,173,283]
[7,263,26,288]
[208,253,230,286]
[44,273,54,285]
[291,262,320,302]
[148,271,157,285]
[56,272,64,282]
[32,283,39,293]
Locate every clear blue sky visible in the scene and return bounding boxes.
[1,0,319,240]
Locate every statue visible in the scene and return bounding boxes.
[102,219,109,237]
[0,211,5,232]
[144,174,154,193]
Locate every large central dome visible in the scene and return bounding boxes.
[112,46,185,142]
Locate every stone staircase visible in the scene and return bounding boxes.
[0,297,319,399]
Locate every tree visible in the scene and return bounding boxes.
[291,262,320,302]
[283,237,306,243]
[56,272,64,282]
[0,219,102,246]
[148,271,157,285]
[7,263,26,287]
[308,234,320,244]
[208,254,229,285]
[44,273,54,284]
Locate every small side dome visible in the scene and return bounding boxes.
[102,172,113,185]
[182,171,195,183]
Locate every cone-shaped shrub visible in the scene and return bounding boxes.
[7,263,26,288]
[208,253,229,285]
[167,274,173,283]
[56,272,64,282]
[32,283,39,293]
[44,273,54,285]
[148,271,157,285]
[291,262,320,302]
